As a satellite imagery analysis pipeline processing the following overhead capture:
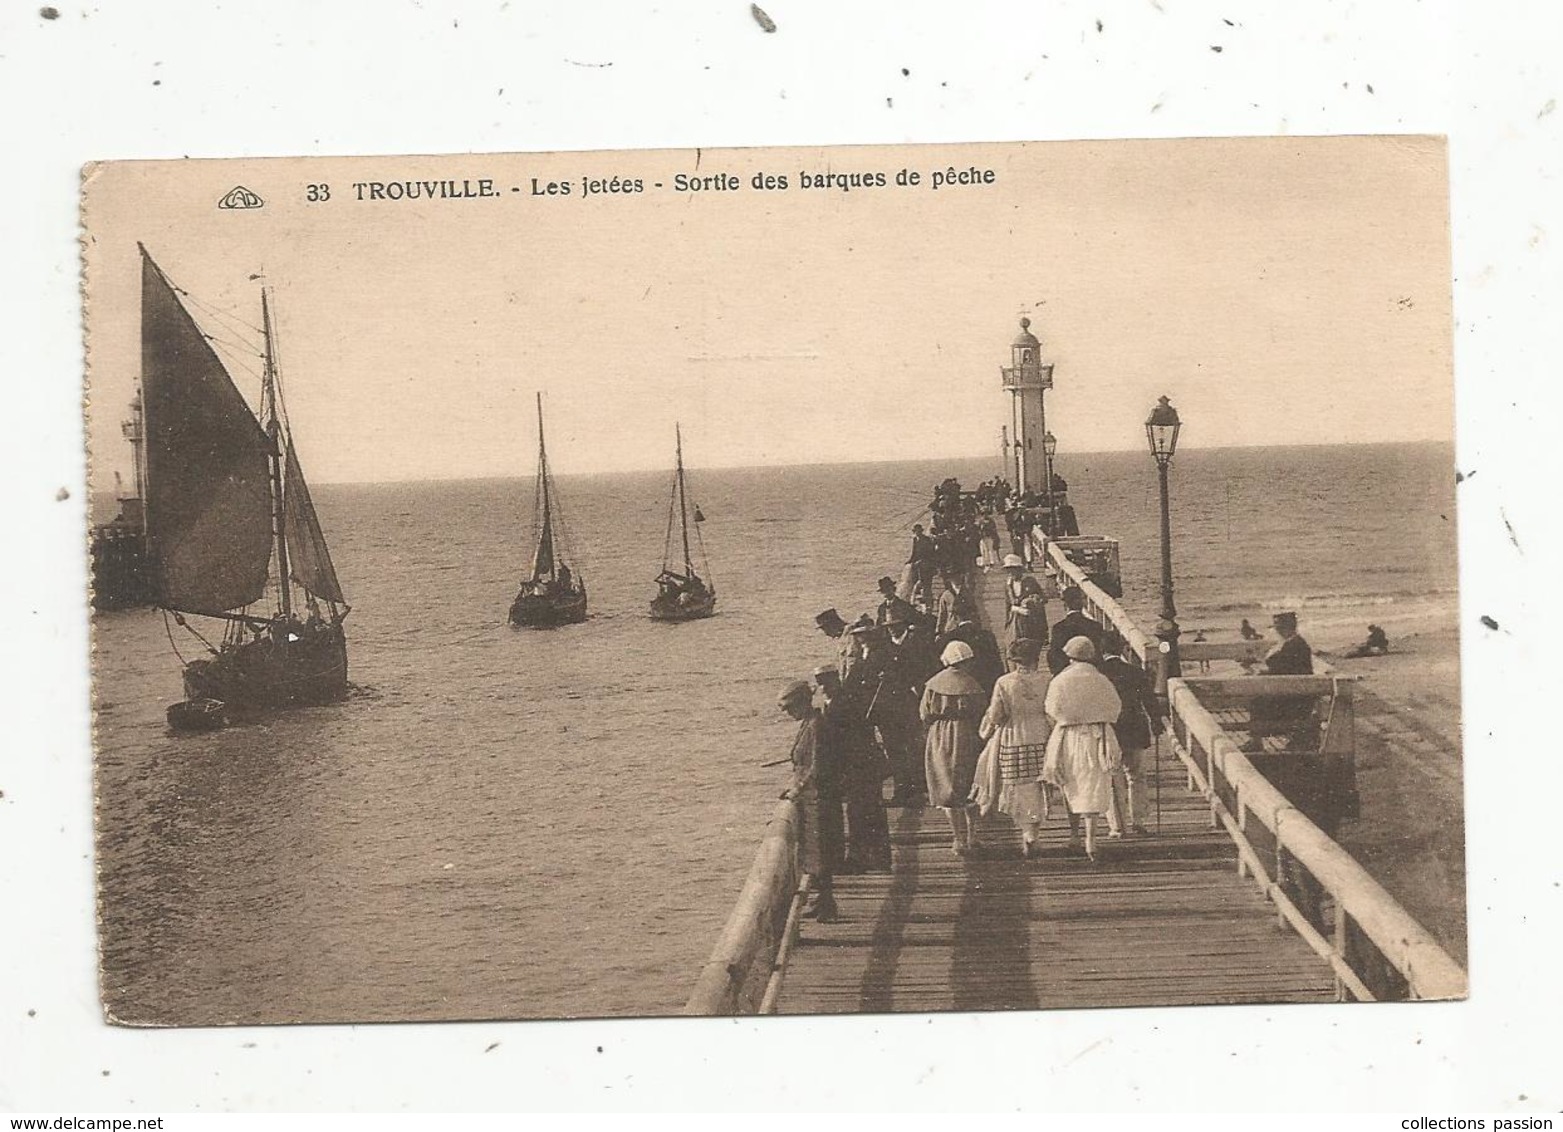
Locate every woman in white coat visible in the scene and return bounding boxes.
[1042,636,1122,861]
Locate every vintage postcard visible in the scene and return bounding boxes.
[83,137,1463,1025]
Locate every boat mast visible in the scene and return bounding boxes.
[536,392,553,579]
[260,288,293,621]
[675,424,693,576]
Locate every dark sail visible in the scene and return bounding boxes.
[283,438,346,605]
[529,394,557,581]
[140,249,274,615]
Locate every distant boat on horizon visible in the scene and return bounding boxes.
[509,394,588,628]
[650,424,716,622]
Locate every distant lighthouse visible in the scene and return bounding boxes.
[999,316,1053,496]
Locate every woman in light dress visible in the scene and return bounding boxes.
[1042,636,1123,861]
[921,640,987,855]
[974,636,1053,857]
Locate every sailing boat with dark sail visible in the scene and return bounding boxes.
[139,245,350,727]
[509,394,587,627]
[650,425,716,622]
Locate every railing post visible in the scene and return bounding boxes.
[1235,786,1249,878]
[1333,905,1349,1001]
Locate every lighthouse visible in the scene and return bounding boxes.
[999,317,1053,498]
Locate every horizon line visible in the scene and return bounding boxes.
[297,436,1455,488]
[86,436,1453,493]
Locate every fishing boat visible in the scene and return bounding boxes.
[509,394,588,627]
[650,424,716,622]
[139,245,350,726]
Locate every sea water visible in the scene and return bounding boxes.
[92,443,1456,1023]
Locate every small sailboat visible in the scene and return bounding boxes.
[138,245,350,725]
[509,394,588,627]
[650,424,716,621]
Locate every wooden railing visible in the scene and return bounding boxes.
[683,799,808,1015]
[1166,678,1465,1000]
[1038,534,1468,1002]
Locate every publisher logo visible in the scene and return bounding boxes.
[218,185,265,210]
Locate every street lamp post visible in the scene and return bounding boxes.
[1041,430,1058,535]
[1145,395,1182,679]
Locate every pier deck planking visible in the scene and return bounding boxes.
[774,566,1338,1015]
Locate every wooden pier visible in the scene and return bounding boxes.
[772,570,1336,1014]
[685,537,1467,1016]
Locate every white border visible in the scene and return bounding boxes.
[3,0,1559,1112]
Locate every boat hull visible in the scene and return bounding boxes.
[509,588,588,628]
[181,620,349,711]
[650,591,717,622]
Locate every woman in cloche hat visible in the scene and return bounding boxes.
[920,640,988,855]
[1001,553,1048,653]
[1041,636,1123,861]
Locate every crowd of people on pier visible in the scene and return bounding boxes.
[774,477,1154,922]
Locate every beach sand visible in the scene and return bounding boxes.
[1312,610,1467,966]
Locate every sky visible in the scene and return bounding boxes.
[83,136,1454,486]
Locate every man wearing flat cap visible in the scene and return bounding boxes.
[778,678,840,920]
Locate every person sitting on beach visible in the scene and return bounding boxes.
[1240,618,1262,641]
[1046,587,1105,676]
[1345,624,1391,658]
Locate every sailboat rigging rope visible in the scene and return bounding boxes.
[177,286,267,343]
[893,503,933,533]
[163,609,223,662]
[201,330,267,364]
[693,508,715,589]
[161,610,189,666]
[661,468,679,574]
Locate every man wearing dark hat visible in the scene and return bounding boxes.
[778,678,840,920]
[1046,586,1105,675]
[876,606,934,806]
[1099,633,1156,836]
[1264,611,1313,676]
[814,665,892,873]
[814,607,853,676]
[1244,611,1317,751]
[876,575,923,630]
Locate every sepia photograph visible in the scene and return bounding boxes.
[82,136,1464,1027]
